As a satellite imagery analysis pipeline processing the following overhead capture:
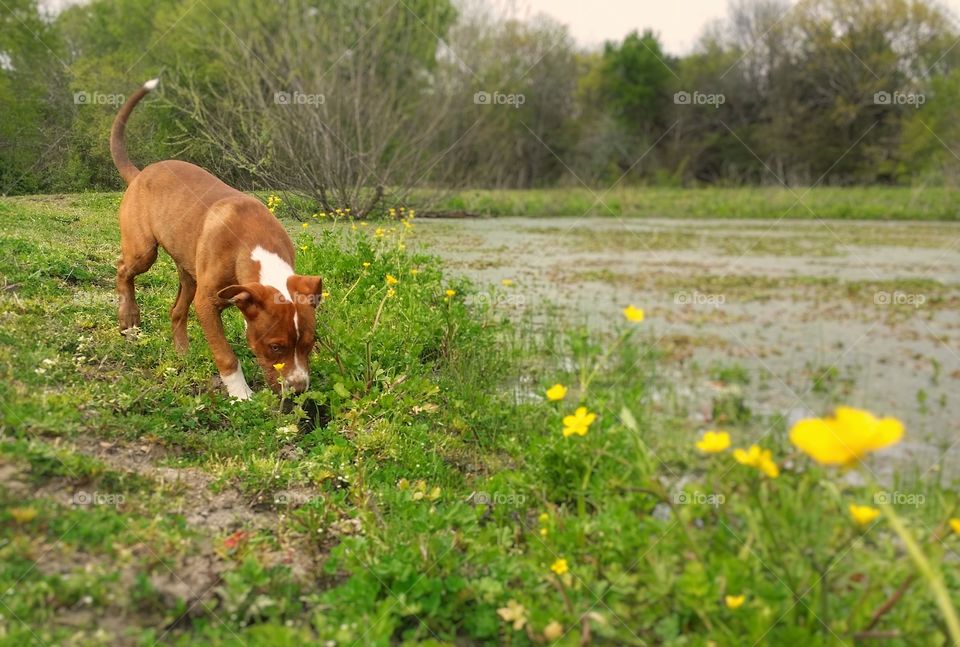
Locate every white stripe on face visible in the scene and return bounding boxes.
[287,354,309,390]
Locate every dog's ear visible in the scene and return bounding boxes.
[218,283,266,318]
[287,275,324,308]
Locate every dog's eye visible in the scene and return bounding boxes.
[269,343,283,354]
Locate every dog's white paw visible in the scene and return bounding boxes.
[221,369,253,400]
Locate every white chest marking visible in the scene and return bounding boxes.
[250,246,294,302]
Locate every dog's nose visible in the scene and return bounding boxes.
[285,372,309,393]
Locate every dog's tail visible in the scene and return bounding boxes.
[110,78,159,185]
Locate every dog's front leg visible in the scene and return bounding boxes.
[195,296,253,400]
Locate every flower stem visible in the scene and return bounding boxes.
[878,499,960,642]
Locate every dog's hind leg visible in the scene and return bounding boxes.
[170,267,197,354]
[116,236,158,332]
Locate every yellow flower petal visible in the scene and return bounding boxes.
[790,407,904,466]
[949,519,960,535]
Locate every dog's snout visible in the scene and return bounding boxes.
[285,368,309,393]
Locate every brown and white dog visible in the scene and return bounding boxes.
[110,78,322,399]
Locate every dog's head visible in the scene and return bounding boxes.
[218,275,323,395]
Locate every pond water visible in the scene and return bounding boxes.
[416,216,960,476]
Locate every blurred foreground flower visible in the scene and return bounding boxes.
[550,558,569,575]
[790,406,903,466]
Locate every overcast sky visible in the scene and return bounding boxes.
[520,0,960,55]
[37,0,960,57]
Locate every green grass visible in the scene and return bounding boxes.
[432,186,960,220]
[1,192,959,644]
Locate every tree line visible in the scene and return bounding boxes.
[2,0,960,209]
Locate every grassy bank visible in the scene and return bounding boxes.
[1,193,959,644]
[434,186,960,220]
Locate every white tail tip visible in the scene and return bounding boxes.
[143,78,159,91]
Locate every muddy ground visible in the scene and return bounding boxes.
[416,216,960,475]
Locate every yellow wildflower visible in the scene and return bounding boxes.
[949,519,960,535]
[410,268,420,275]
[725,595,745,610]
[538,512,549,524]
[623,305,645,322]
[385,274,399,285]
[501,278,514,287]
[790,406,903,466]
[445,289,457,297]
[562,407,597,437]
[301,222,308,229]
[695,430,731,453]
[386,288,396,298]
[545,384,567,401]
[849,504,881,526]
[273,363,285,371]
[362,262,370,268]
[550,558,568,575]
[733,445,779,478]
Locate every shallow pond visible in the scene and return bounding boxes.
[416,216,960,475]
